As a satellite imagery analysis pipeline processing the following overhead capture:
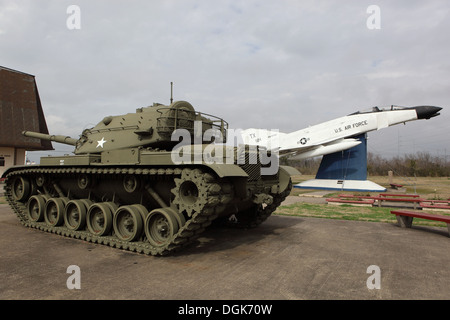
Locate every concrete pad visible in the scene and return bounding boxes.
[0,203,449,300]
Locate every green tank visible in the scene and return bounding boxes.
[2,100,298,255]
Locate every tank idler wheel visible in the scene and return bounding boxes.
[113,205,146,242]
[11,176,31,202]
[44,197,69,226]
[27,194,50,222]
[145,208,179,247]
[65,199,92,230]
[87,202,117,236]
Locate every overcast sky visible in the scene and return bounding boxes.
[1,0,449,162]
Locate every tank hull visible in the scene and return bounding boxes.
[2,147,295,255]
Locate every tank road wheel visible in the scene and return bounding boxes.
[113,205,146,241]
[64,199,92,230]
[87,202,117,236]
[77,174,92,190]
[145,208,179,247]
[11,176,31,202]
[171,168,213,217]
[27,194,49,222]
[44,198,68,226]
[35,174,45,187]
[123,175,140,193]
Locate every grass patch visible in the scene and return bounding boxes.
[283,175,450,228]
[0,196,6,204]
[275,202,450,228]
[275,202,395,223]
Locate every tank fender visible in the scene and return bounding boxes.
[203,164,248,178]
[279,165,300,192]
[203,164,248,198]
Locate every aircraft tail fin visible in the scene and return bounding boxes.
[295,133,386,192]
[240,128,286,150]
[315,133,368,181]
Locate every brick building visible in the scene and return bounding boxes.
[0,66,52,177]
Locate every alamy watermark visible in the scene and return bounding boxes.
[66,5,81,30]
[366,5,381,30]
[366,265,381,289]
[66,265,81,289]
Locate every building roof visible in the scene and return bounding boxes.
[0,66,53,151]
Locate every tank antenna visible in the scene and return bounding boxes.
[170,82,173,104]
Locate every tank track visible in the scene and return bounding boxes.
[3,166,231,256]
[225,181,292,229]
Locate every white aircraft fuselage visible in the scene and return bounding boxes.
[241,105,441,160]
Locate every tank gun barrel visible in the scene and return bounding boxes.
[22,131,78,146]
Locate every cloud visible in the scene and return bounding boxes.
[1,0,448,161]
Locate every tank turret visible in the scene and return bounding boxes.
[23,100,228,154]
[2,99,298,256]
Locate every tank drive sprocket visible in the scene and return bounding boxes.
[171,168,230,217]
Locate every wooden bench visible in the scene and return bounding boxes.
[419,200,450,211]
[389,183,403,189]
[380,193,420,198]
[337,194,376,200]
[376,195,423,209]
[329,193,423,208]
[391,210,450,237]
[326,197,375,207]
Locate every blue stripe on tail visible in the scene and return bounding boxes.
[315,133,367,181]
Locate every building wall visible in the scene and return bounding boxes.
[0,67,52,150]
[0,66,52,178]
[0,147,26,177]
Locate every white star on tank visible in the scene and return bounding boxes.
[96,137,107,148]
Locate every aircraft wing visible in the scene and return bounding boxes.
[283,138,362,160]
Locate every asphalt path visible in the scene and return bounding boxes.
[1,201,449,301]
